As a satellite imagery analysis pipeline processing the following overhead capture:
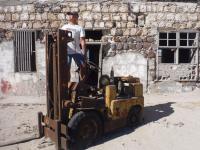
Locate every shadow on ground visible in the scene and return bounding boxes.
[92,102,175,148]
[143,102,175,124]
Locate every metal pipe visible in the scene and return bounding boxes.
[98,43,103,88]
[196,32,199,81]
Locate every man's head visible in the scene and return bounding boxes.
[67,12,79,24]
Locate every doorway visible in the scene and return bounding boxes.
[85,29,105,86]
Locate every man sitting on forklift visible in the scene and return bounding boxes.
[61,11,86,81]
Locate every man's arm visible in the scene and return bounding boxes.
[80,37,86,56]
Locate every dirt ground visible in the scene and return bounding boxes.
[0,88,200,150]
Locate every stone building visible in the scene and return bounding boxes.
[0,0,199,96]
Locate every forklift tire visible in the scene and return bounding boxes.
[127,106,142,128]
[68,111,102,150]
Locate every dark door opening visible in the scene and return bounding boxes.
[86,44,101,86]
[85,29,105,86]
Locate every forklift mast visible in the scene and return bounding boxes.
[45,29,72,121]
[37,30,73,150]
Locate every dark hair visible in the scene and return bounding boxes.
[67,12,79,17]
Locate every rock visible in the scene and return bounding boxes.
[79,4,86,12]
[93,4,101,12]
[93,13,102,20]
[121,13,127,21]
[123,43,129,50]
[132,4,139,13]
[119,4,128,13]
[30,14,35,20]
[20,13,29,21]
[82,11,93,21]
[0,14,5,21]
[10,6,15,13]
[85,22,93,28]
[41,12,48,20]
[36,14,42,21]
[102,14,111,21]
[51,6,61,13]
[16,5,22,12]
[69,2,79,8]
[112,15,121,21]
[27,4,35,13]
[143,42,151,49]
[136,43,143,50]
[120,37,127,43]
[62,7,70,13]
[58,13,65,20]
[127,22,135,28]
[48,13,57,20]
[105,21,113,28]
[138,15,145,27]
[102,5,109,12]
[109,4,119,13]
[189,14,198,21]
[128,43,136,49]
[128,14,136,21]
[99,22,105,28]
[51,21,61,28]
[140,4,147,13]
[33,22,42,29]
[117,43,123,50]
[86,3,93,11]
[123,29,130,36]
[127,37,134,43]
[111,28,123,36]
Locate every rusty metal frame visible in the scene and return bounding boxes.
[39,29,72,150]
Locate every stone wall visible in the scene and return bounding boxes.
[0,0,200,95]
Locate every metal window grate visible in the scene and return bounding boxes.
[14,30,36,72]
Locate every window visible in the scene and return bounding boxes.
[158,31,198,64]
[159,32,176,47]
[180,32,197,46]
[161,48,175,63]
[14,30,36,72]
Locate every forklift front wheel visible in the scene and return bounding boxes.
[68,111,102,149]
[127,106,142,127]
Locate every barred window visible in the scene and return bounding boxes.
[158,31,199,64]
[14,30,36,72]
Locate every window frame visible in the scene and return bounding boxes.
[157,30,199,64]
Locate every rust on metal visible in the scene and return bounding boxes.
[44,127,57,142]
[57,29,70,121]
[60,137,68,150]
[60,124,68,136]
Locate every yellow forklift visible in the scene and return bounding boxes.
[38,29,144,150]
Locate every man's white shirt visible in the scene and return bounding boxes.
[61,24,85,54]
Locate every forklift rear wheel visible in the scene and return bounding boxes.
[127,106,141,127]
[68,111,102,149]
